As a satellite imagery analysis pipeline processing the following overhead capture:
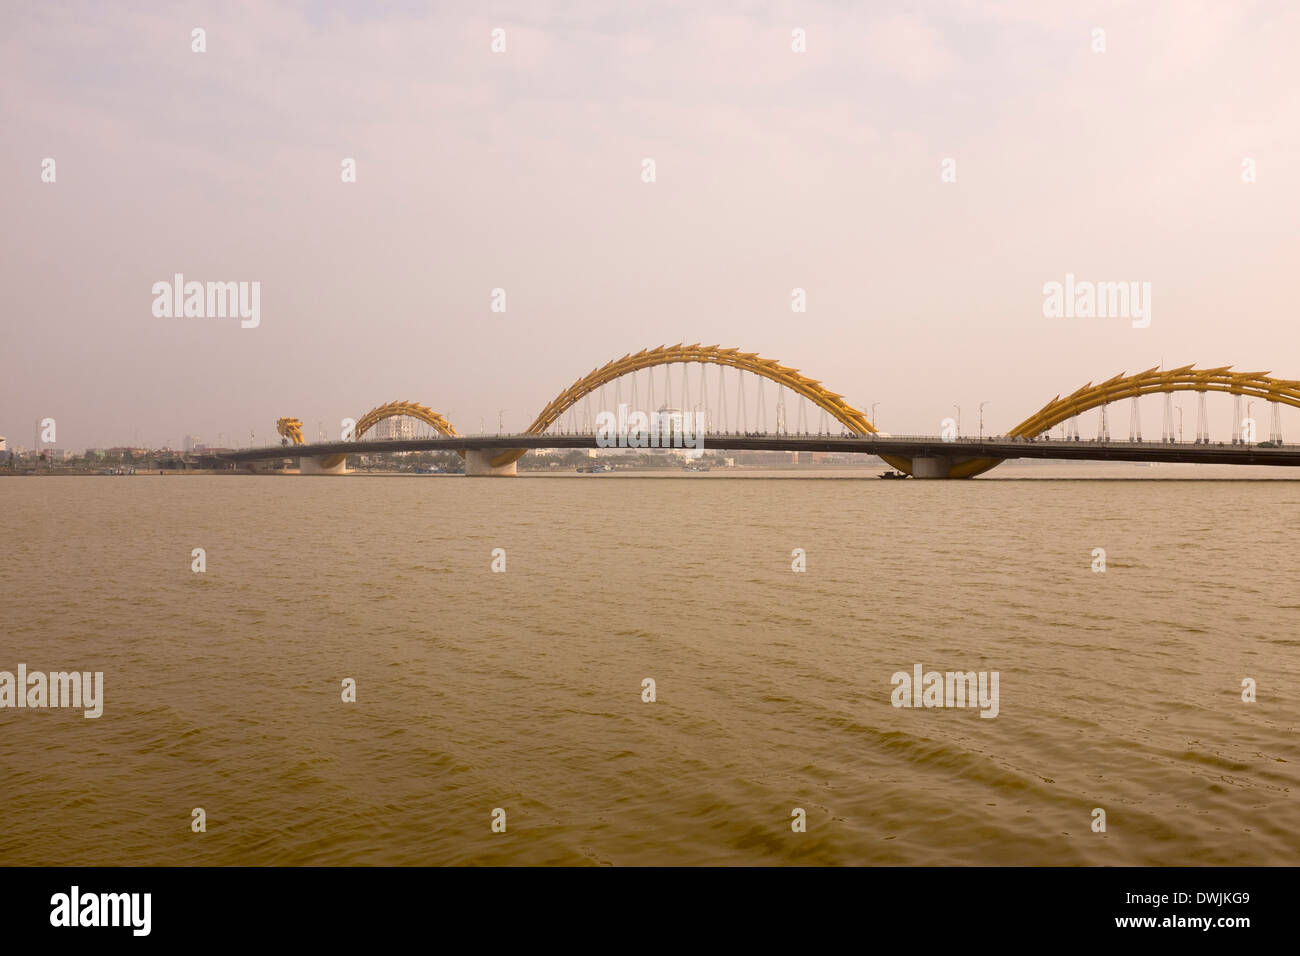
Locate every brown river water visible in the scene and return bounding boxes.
[2,466,1297,865]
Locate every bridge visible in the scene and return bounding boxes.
[200,345,1300,478]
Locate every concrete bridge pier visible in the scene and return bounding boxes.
[465,449,517,477]
[910,455,954,479]
[300,456,347,475]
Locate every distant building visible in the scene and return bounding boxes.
[374,417,416,441]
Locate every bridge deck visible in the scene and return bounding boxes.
[203,434,1300,468]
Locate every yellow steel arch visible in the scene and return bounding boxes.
[1009,365,1300,437]
[318,401,461,469]
[949,365,1300,479]
[488,344,886,468]
[352,401,460,440]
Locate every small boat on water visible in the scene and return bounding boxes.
[878,470,910,479]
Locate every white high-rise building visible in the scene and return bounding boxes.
[375,417,416,441]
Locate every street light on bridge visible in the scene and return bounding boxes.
[953,405,961,438]
[871,403,879,431]
[979,401,988,440]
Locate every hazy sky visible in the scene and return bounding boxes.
[3,0,1298,448]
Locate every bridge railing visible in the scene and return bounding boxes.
[382,429,1290,447]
